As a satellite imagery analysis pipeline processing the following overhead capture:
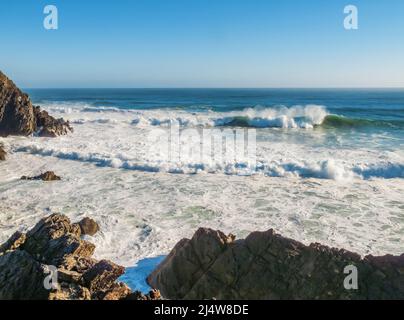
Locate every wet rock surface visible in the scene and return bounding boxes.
[0,71,72,137]
[21,171,61,181]
[0,214,161,300]
[148,228,404,300]
[0,144,5,160]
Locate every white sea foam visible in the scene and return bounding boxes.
[1,103,404,267]
[131,105,328,129]
[14,144,404,180]
[213,105,328,128]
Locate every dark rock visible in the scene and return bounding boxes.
[77,217,100,236]
[22,214,79,256]
[147,229,234,299]
[49,283,91,300]
[0,214,133,300]
[57,268,83,283]
[0,144,5,160]
[0,71,72,137]
[101,282,132,300]
[148,228,404,300]
[0,250,49,300]
[34,106,73,137]
[0,72,36,136]
[61,255,97,273]
[125,289,162,301]
[82,260,125,296]
[21,214,94,266]
[0,231,26,254]
[21,171,61,181]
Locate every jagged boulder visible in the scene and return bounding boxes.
[0,71,72,137]
[33,106,72,137]
[0,214,161,300]
[148,228,404,300]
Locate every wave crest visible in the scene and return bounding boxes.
[128,105,329,129]
[15,145,404,180]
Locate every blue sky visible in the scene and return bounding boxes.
[0,0,403,88]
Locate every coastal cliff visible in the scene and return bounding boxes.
[148,228,404,300]
[0,71,72,137]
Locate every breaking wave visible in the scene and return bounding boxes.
[15,145,404,180]
[42,102,404,130]
[128,105,329,129]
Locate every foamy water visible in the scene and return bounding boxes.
[1,100,404,266]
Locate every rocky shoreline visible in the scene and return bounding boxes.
[0,214,160,300]
[1,71,403,300]
[1,215,403,300]
[148,228,404,300]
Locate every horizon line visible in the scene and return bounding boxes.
[23,86,404,90]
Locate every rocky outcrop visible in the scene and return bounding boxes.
[148,228,404,300]
[0,144,5,160]
[0,214,161,300]
[0,71,72,137]
[21,171,61,181]
[33,106,72,137]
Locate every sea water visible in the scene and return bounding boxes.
[0,89,403,269]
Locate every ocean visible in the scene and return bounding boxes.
[0,88,403,268]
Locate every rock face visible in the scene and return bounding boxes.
[0,214,161,300]
[0,71,72,137]
[148,228,404,300]
[0,144,5,160]
[33,106,72,137]
[21,171,61,181]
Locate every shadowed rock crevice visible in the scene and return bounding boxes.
[148,228,404,300]
[0,71,72,137]
[0,214,161,300]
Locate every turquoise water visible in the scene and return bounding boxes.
[119,256,165,293]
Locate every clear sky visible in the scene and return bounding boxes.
[0,0,403,88]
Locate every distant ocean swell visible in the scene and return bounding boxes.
[43,103,404,130]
